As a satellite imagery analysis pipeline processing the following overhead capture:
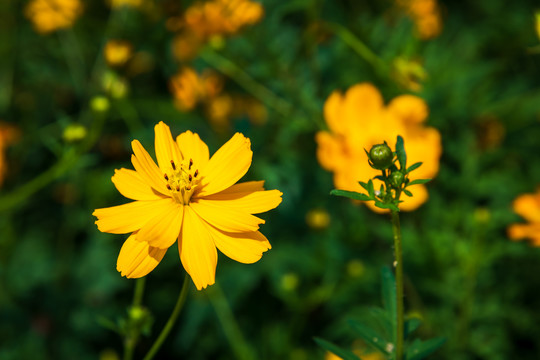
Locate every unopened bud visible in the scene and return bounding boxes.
[368,143,393,170]
[390,171,405,188]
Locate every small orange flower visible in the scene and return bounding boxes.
[398,0,442,40]
[508,189,540,246]
[104,40,133,67]
[316,83,441,212]
[25,0,83,34]
[92,122,282,290]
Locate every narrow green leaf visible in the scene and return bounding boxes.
[395,136,407,170]
[406,337,446,360]
[330,189,372,201]
[374,175,385,181]
[406,162,423,173]
[407,179,431,186]
[374,201,399,212]
[367,179,375,198]
[359,181,369,191]
[97,316,120,334]
[348,320,391,355]
[314,338,360,360]
[381,267,397,318]
[403,189,413,197]
[404,318,422,338]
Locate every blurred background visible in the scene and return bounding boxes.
[1,0,540,359]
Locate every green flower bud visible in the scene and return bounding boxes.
[390,171,405,189]
[63,123,87,143]
[368,143,393,170]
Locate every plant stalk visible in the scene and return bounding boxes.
[142,275,190,360]
[391,210,404,360]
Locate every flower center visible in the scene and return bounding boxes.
[164,158,200,205]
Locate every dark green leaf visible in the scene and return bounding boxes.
[359,181,369,191]
[406,337,446,360]
[330,189,372,201]
[381,267,397,323]
[403,189,413,197]
[374,175,385,181]
[367,179,375,198]
[407,179,431,186]
[395,136,407,170]
[404,318,422,338]
[374,201,399,212]
[406,162,423,173]
[348,319,391,355]
[314,338,360,360]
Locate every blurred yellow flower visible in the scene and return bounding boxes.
[92,122,282,290]
[25,0,83,34]
[508,189,540,246]
[104,40,133,67]
[316,83,442,212]
[305,208,330,230]
[170,0,264,62]
[183,0,264,39]
[325,350,386,360]
[398,0,442,39]
[392,56,427,92]
[169,67,223,111]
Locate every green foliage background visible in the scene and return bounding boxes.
[1,0,540,359]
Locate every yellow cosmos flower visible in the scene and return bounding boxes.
[92,122,282,290]
[397,0,442,40]
[104,40,133,67]
[169,67,223,111]
[25,0,83,34]
[316,83,441,212]
[507,189,540,246]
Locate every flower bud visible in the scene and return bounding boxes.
[368,143,393,170]
[390,171,405,188]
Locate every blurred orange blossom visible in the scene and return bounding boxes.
[316,83,442,212]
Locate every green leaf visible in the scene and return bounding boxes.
[313,338,360,360]
[406,162,423,173]
[367,179,375,198]
[374,201,399,212]
[407,179,431,186]
[381,267,397,320]
[330,189,372,201]
[97,316,120,334]
[404,318,422,338]
[359,181,369,191]
[406,337,446,360]
[395,136,407,170]
[348,319,391,355]
[374,175,385,181]
[403,189,413,197]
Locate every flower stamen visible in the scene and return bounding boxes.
[163,158,201,204]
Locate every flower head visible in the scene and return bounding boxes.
[93,122,282,290]
[508,189,540,246]
[316,83,441,212]
[25,0,83,34]
[104,40,133,67]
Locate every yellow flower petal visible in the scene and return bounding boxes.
[217,181,265,194]
[197,133,252,197]
[387,95,428,125]
[112,168,164,201]
[131,140,169,195]
[154,121,183,172]
[179,206,217,290]
[202,189,282,214]
[117,232,167,278]
[137,201,184,249]
[210,227,271,264]
[176,130,210,170]
[189,200,264,233]
[93,198,172,234]
[513,194,540,223]
[324,91,344,135]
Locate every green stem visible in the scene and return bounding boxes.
[208,282,255,360]
[142,275,190,360]
[324,22,387,75]
[123,278,147,360]
[391,210,404,360]
[199,48,292,117]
